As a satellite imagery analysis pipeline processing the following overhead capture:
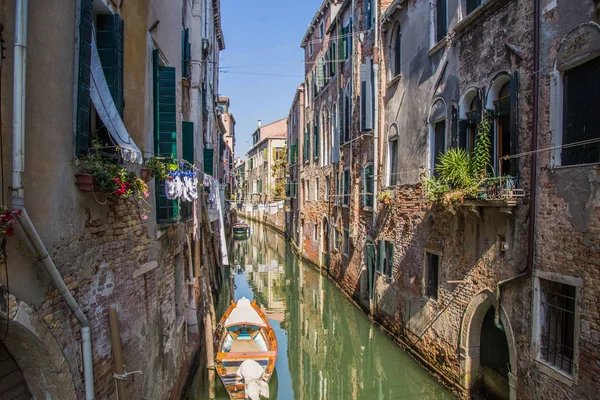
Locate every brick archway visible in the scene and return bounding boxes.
[1,297,77,400]
[459,289,517,400]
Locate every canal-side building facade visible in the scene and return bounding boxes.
[0,0,226,398]
[286,84,305,244]
[246,119,287,204]
[288,0,600,399]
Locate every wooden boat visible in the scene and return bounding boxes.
[214,297,278,399]
[232,222,250,239]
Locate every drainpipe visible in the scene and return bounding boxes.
[11,1,95,398]
[372,0,379,229]
[494,0,539,331]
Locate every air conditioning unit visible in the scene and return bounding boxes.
[202,39,210,58]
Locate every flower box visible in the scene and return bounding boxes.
[75,173,101,192]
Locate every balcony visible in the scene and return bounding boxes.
[466,176,525,207]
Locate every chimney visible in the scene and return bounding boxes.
[258,120,261,128]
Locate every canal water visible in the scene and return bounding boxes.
[194,221,454,399]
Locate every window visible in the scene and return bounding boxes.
[424,251,440,300]
[467,0,483,15]
[538,279,576,375]
[365,0,373,30]
[377,240,394,278]
[314,223,318,241]
[302,180,306,205]
[388,136,399,186]
[361,164,374,208]
[329,40,337,77]
[320,21,325,39]
[360,59,373,132]
[343,229,350,255]
[307,180,310,202]
[333,227,340,250]
[309,42,313,57]
[339,19,353,61]
[75,5,125,156]
[561,56,600,166]
[304,123,310,162]
[343,169,350,205]
[315,178,319,201]
[493,82,512,174]
[325,176,330,201]
[432,120,446,175]
[342,82,352,142]
[334,172,340,205]
[313,116,320,159]
[391,24,402,78]
[458,94,481,153]
[435,0,447,43]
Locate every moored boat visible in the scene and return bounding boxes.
[214,297,277,400]
[232,222,250,239]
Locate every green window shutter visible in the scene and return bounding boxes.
[378,240,385,273]
[76,0,93,156]
[154,60,178,222]
[182,28,190,77]
[96,13,124,116]
[366,165,374,207]
[361,168,366,206]
[158,66,177,157]
[204,148,214,175]
[182,121,194,163]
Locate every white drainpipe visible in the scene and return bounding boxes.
[11,1,95,398]
[372,0,380,228]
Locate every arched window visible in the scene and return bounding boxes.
[429,98,447,176]
[460,89,480,153]
[487,73,516,175]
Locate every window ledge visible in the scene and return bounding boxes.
[362,206,373,212]
[535,359,575,386]
[452,0,503,36]
[428,37,447,57]
[342,204,350,208]
[343,253,349,258]
[550,162,600,170]
[386,74,401,88]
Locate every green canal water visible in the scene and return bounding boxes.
[194,221,454,399]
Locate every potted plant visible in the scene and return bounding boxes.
[377,190,394,205]
[142,156,170,182]
[75,143,150,201]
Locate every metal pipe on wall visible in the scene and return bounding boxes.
[11,1,95,398]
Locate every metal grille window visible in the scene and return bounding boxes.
[539,279,576,375]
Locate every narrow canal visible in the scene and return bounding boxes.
[195,221,454,399]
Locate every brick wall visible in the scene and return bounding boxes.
[34,199,191,399]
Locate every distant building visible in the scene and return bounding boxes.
[217,97,236,199]
[246,119,287,204]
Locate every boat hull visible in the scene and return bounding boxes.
[214,298,278,399]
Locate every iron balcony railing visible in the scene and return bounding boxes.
[474,176,525,202]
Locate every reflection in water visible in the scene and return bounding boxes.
[201,222,453,400]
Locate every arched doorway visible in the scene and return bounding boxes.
[322,216,330,269]
[460,290,517,400]
[0,343,31,398]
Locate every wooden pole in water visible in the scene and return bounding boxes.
[108,308,127,400]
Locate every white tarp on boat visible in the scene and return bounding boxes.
[225,297,266,327]
[237,359,269,400]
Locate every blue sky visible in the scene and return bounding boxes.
[219,0,322,157]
